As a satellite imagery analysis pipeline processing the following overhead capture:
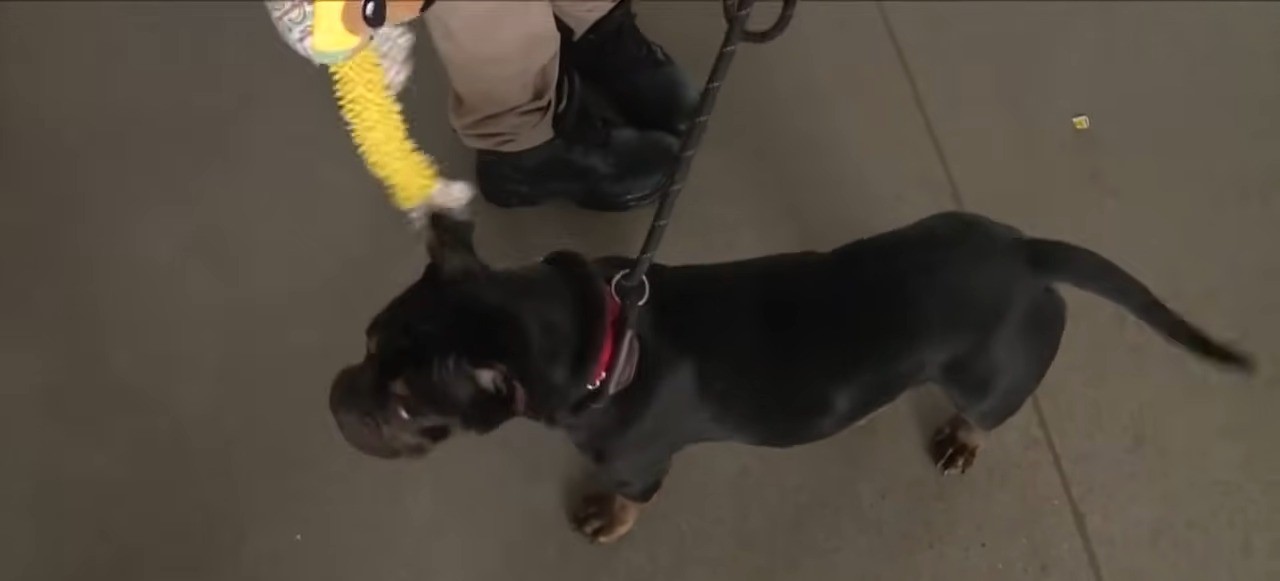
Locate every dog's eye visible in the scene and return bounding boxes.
[419,425,451,442]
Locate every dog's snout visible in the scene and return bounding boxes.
[329,364,403,459]
[329,365,372,416]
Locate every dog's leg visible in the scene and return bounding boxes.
[934,289,1067,474]
[571,457,669,544]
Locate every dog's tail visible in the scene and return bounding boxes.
[1023,238,1253,372]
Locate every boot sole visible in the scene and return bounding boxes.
[480,180,664,212]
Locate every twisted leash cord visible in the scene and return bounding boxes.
[596,0,799,399]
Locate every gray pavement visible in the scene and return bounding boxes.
[2,2,1275,580]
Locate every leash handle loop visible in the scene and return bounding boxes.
[725,0,799,44]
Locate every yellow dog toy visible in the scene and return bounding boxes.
[267,0,471,223]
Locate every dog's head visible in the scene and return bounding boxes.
[329,213,600,459]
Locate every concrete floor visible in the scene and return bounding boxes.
[3,2,1277,580]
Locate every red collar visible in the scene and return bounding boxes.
[589,290,623,389]
[514,295,624,417]
[515,282,635,418]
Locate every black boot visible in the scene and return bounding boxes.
[475,71,677,211]
[564,0,697,137]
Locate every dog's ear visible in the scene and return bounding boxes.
[427,211,484,278]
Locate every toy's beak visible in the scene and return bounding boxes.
[308,1,433,65]
[312,1,365,65]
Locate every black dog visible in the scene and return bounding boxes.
[330,211,1251,543]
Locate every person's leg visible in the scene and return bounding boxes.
[424,1,558,152]
[550,0,617,38]
[556,0,697,136]
[424,0,676,211]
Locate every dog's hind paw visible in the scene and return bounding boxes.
[931,416,982,476]
[571,493,641,544]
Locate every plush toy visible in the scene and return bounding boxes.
[266,0,470,224]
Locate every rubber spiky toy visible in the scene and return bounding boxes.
[267,0,470,225]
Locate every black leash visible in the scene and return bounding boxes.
[592,0,799,401]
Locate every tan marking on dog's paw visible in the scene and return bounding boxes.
[571,493,641,544]
[931,416,982,476]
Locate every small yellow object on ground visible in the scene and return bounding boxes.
[1072,114,1091,130]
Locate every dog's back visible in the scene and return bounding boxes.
[640,212,1250,447]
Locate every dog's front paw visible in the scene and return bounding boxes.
[931,416,982,475]
[571,493,641,544]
